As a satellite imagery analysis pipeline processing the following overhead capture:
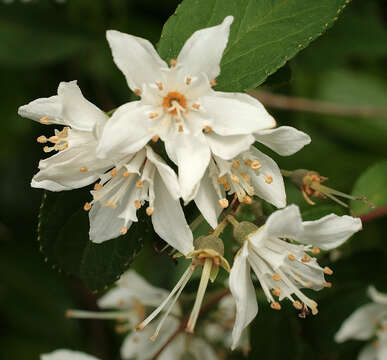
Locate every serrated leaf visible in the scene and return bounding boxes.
[158,0,349,92]
[350,161,387,216]
[38,189,152,291]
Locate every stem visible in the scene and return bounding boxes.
[213,217,228,237]
[359,205,387,223]
[280,169,293,177]
[190,214,205,232]
[226,215,239,228]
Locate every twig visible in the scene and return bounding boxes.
[359,205,387,223]
[151,288,230,359]
[248,90,387,119]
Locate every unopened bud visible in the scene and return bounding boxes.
[232,221,259,245]
[194,235,224,256]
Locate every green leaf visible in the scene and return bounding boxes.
[158,0,349,92]
[38,189,151,291]
[350,161,387,216]
[301,203,347,221]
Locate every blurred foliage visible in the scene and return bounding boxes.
[0,0,386,359]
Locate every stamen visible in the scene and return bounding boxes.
[272,273,281,281]
[323,282,332,288]
[210,78,217,86]
[250,160,261,170]
[83,202,92,211]
[49,136,59,143]
[149,112,158,119]
[264,174,273,184]
[288,254,296,261]
[134,89,142,95]
[43,146,54,153]
[232,160,240,169]
[293,301,303,310]
[230,175,239,184]
[134,200,141,209]
[120,227,127,235]
[312,246,320,254]
[37,135,47,143]
[136,181,143,188]
[122,171,131,178]
[66,309,130,321]
[186,77,192,85]
[324,267,333,275]
[178,125,184,132]
[152,135,159,142]
[94,183,103,191]
[242,195,252,204]
[111,168,118,177]
[156,82,163,91]
[170,58,177,67]
[301,255,311,263]
[39,116,50,125]
[217,176,227,184]
[192,103,200,110]
[224,182,231,191]
[146,207,154,216]
[270,302,281,310]
[203,126,212,133]
[219,198,229,208]
[80,166,88,173]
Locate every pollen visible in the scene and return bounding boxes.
[122,171,130,178]
[272,287,281,297]
[152,135,159,142]
[293,301,303,310]
[149,112,158,119]
[178,125,184,132]
[37,135,47,143]
[224,182,231,191]
[134,200,141,209]
[217,176,227,184]
[242,195,252,204]
[94,183,103,191]
[272,273,281,281]
[156,82,163,91]
[111,168,118,177]
[186,77,192,85]
[250,160,261,170]
[323,282,332,288]
[210,78,217,86]
[136,180,143,188]
[39,116,50,125]
[264,174,273,184]
[288,254,296,261]
[83,202,92,211]
[270,302,281,310]
[170,58,177,67]
[120,227,128,235]
[324,266,334,275]
[232,160,240,169]
[192,103,200,110]
[80,166,88,172]
[230,175,239,184]
[203,125,212,133]
[163,92,186,114]
[219,198,229,208]
[301,255,311,263]
[312,246,320,254]
[146,207,154,216]
[134,89,142,95]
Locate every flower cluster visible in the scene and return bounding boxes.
[21,16,363,359]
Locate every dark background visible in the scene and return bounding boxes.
[0,0,386,359]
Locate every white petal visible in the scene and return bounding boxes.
[189,338,218,360]
[146,146,180,199]
[246,147,286,208]
[58,81,108,132]
[206,132,254,160]
[172,133,211,202]
[298,214,362,250]
[40,349,99,360]
[97,101,154,159]
[368,286,387,305]
[157,334,185,360]
[120,317,179,360]
[177,16,233,80]
[254,126,311,156]
[201,92,275,136]
[359,344,378,360]
[152,172,194,255]
[335,303,385,342]
[106,30,167,91]
[229,243,258,350]
[18,95,63,125]
[250,205,303,247]
[194,169,221,228]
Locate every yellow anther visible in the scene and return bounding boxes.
[230,175,239,184]
[217,176,227,184]
[203,125,212,133]
[305,281,313,288]
[156,82,163,91]
[122,171,131,178]
[250,160,261,170]
[232,160,240,169]
[146,207,154,216]
[136,181,143,188]
[270,302,281,310]
[293,301,303,310]
[134,200,141,209]
[264,174,273,184]
[301,254,311,263]
[48,136,59,143]
[178,125,184,132]
[312,246,320,254]
[39,116,50,124]
[43,146,53,153]
[37,135,47,143]
[288,254,296,261]
[192,103,200,110]
[83,202,92,211]
[272,287,281,297]
[323,281,332,288]
[244,160,252,167]
[94,183,103,191]
[152,135,159,142]
[186,77,192,85]
[80,166,88,173]
[240,172,251,183]
[149,112,158,119]
[324,266,333,275]
[272,273,281,281]
[134,89,142,95]
[223,182,231,192]
[242,195,252,204]
[170,58,177,67]
[210,78,217,86]
[111,168,118,177]
[120,227,128,235]
[219,198,229,208]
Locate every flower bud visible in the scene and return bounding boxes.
[232,221,259,245]
[194,234,224,256]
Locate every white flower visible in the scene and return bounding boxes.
[18,81,113,191]
[335,286,387,360]
[194,145,286,228]
[40,349,99,360]
[86,145,193,255]
[228,205,362,349]
[97,17,309,202]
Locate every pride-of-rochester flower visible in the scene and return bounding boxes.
[228,205,362,349]
[335,286,387,360]
[98,16,310,203]
[40,349,99,360]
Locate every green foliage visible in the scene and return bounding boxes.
[351,161,387,216]
[38,189,150,291]
[158,0,350,92]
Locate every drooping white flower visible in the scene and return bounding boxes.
[228,205,362,349]
[335,286,387,360]
[40,349,99,360]
[18,81,113,191]
[85,145,193,255]
[97,17,310,202]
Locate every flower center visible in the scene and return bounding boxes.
[162,91,186,114]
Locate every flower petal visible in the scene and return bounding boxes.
[335,303,385,342]
[245,147,286,208]
[97,101,154,159]
[298,214,362,250]
[189,338,218,360]
[152,172,194,255]
[158,334,186,360]
[229,243,258,350]
[254,126,311,156]
[201,92,275,136]
[171,133,211,202]
[18,95,62,125]
[206,132,254,160]
[58,81,108,132]
[194,168,222,229]
[368,286,387,305]
[177,16,233,80]
[106,30,167,91]
[40,349,99,360]
[358,344,377,360]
